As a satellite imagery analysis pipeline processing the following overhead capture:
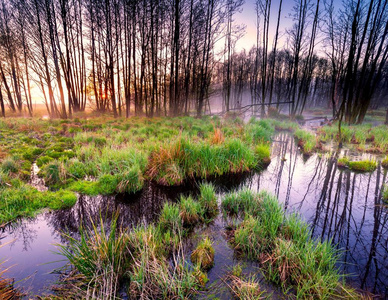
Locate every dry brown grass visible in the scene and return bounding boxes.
[210,128,224,145]
[226,274,264,300]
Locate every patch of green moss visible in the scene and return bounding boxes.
[0,185,77,223]
[69,180,100,196]
[36,155,54,167]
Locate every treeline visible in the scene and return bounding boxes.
[0,0,387,123]
[223,0,388,124]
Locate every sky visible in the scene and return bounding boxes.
[234,0,298,51]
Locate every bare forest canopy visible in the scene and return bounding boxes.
[0,0,387,123]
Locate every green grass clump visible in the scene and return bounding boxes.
[221,187,261,217]
[0,171,10,188]
[97,174,119,195]
[116,166,144,193]
[147,138,257,186]
[348,160,377,172]
[294,129,316,155]
[159,202,182,234]
[255,143,271,165]
[0,185,77,223]
[337,157,349,168]
[223,189,358,299]
[179,196,202,227]
[191,237,215,270]
[245,122,273,144]
[36,155,54,167]
[198,183,218,221]
[318,123,388,153]
[128,224,198,299]
[337,157,377,172]
[68,181,100,196]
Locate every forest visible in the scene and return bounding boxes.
[0,0,387,123]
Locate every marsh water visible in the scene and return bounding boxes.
[0,132,387,298]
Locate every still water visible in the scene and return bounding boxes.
[0,133,387,298]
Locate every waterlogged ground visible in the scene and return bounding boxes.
[0,133,387,298]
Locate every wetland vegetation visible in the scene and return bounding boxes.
[1,113,388,299]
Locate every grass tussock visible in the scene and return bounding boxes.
[146,138,257,186]
[226,265,265,300]
[294,129,317,155]
[198,182,218,221]
[191,237,215,270]
[58,184,219,298]
[179,196,203,227]
[337,157,377,172]
[128,225,198,299]
[222,189,359,299]
[382,185,388,203]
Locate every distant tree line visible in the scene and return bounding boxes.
[0,0,387,124]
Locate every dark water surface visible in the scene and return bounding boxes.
[0,133,387,298]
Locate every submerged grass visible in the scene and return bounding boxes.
[222,189,358,299]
